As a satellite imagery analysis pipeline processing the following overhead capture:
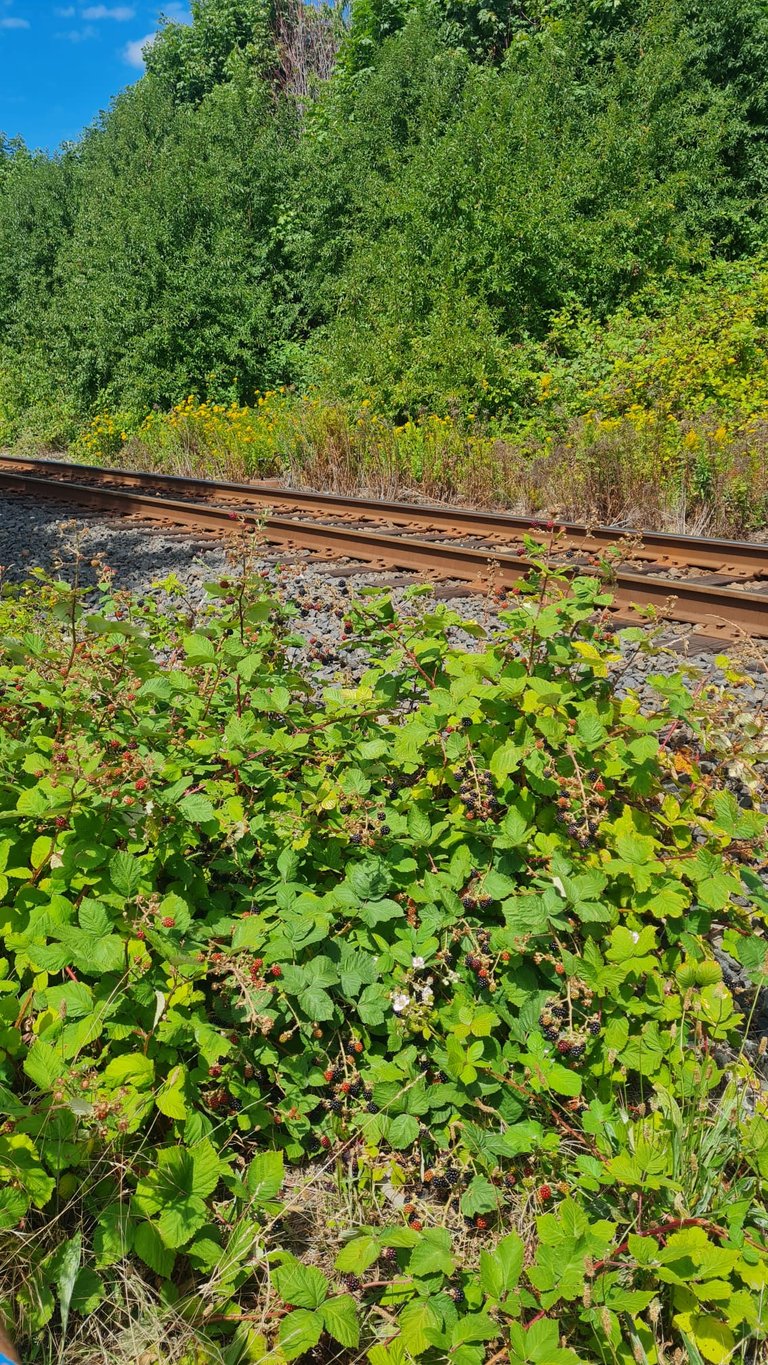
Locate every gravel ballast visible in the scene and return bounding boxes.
[2,493,766,700]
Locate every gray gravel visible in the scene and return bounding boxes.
[2,492,767,698]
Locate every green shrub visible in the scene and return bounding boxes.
[0,540,766,1361]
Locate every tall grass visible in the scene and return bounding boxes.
[73,394,768,537]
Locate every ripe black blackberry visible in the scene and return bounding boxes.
[461,895,475,910]
[363,1086,373,1100]
[380,1246,397,1263]
[570,1043,585,1059]
[330,1098,343,1114]
[541,1026,559,1041]
[432,1174,450,1193]
[344,1274,362,1292]
[444,1166,460,1185]
[366,1101,379,1114]
[350,1078,363,1096]
[587,1019,600,1036]
[451,1287,466,1303]
[551,1004,568,1020]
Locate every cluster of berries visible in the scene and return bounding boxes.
[465,935,496,992]
[205,1086,240,1113]
[321,1046,374,1121]
[402,1202,423,1231]
[465,954,495,991]
[294,589,337,619]
[538,986,599,1059]
[417,1055,448,1084]
[422,1166,462,1197]
[385,770,422,798]
[461,890,494,912]
[302,631,338,665]
[456,767,500,822]
[444,717,474,734]
[395,891,420,928]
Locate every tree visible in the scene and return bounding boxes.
[146,0,278,103]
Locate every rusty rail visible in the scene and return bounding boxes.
[1,453,766,575]
[1,461,767,638]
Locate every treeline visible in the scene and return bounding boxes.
[1,0,768,444]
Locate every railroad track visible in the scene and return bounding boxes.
[1,453,767,641]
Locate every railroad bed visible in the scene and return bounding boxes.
[1,453,767,644]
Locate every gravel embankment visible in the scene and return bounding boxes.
[2,494,766,698]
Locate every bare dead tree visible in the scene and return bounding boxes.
[274,0,345,106]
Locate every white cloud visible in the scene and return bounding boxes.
[82,5,135,18]
[0,15,29,26]
[57,23,97,39]
[123,29,156,67]
[122,3,191,68]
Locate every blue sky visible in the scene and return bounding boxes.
[0,1,192,151]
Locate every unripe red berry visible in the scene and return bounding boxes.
[270,964,282,978]
[162,916,175,928]
[538,1184,552,1201]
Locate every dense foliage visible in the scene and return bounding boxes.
[1,539,767,1361]
[3,0,768,468]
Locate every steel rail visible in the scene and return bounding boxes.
[1,452,766,575]
[2,466,767,637]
